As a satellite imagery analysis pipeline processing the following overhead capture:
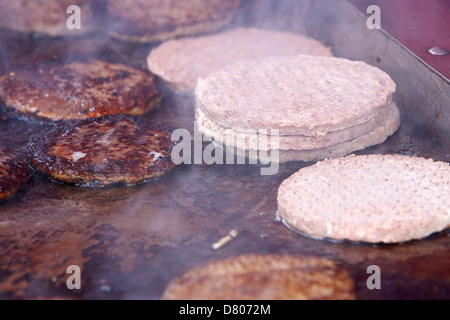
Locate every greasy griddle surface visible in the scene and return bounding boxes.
[0,35,449,300]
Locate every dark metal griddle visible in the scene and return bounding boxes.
[0,0,449,300]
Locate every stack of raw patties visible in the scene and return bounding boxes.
[195,55,400,163]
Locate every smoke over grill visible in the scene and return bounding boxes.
[0,0,448,301]
[0,0,316,73]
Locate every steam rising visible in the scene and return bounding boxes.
[0,0,449,300]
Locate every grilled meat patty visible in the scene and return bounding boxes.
[93,0,241,43]
[26,115,176,186]
[0,149,30,200]
[0,60,161,121]
[162,254,356,300]
[0,0,95,36]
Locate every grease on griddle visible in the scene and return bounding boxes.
[0,149,30,200]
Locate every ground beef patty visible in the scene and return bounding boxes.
[26,115,176,187]
[196,55,396,136]
[94,0,241,43]
[0,0,95,36]
[147,27,332,93]
[0,149,30,200]
[196,102,397,151]
[162,254,356,300]
[0,60,161,121]
[235,104,400,163]
[277,154,450,243]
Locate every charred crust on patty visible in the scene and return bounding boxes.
[0,149,30,200]
[26,115,177,187]
[0,60,161,122]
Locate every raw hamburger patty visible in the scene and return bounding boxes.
[0,0,94,36]
[162,254,355,300]
[196,102,397,151]
[196,55,396,136]
[0,150,30,200]
[147,28,332,93]
[26,115,176,186]
[0,60,161,121]
[277,155,450,243]
[94,0,241,43]
[236,104,400,163]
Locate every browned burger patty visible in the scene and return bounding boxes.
[0,0,95,36]
[94,0,241,43]
[162,254,356,300]
[0,149,30,200]
[26,115,176,187]
[196,55,396,136]
[0,60,161,121]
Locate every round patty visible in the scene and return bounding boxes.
[0,0,95,36]
[234,103,400,163]
[94,0,241,43]
[162,254,355,300]
[196,55,396,136]
[147,27,332,93]
[26,115,176,187]
[196,102,397,151]
[0,60,161,121]
[278,154,450,243]
[0,149,30,200]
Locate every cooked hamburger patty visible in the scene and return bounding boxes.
[95,0,241,43]
[26,115,176,186]
[196,55,396,136]
[196,102,396,151]
[0,149,30,200]
[0,60,161,121]
[162,254,356,300]
[278,155,450,243]
[0,0,94,36]
[147,28,332,93]
[235,104,400,163]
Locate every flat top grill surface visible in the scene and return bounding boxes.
[349,0,450,79]
[0,0,449,300]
